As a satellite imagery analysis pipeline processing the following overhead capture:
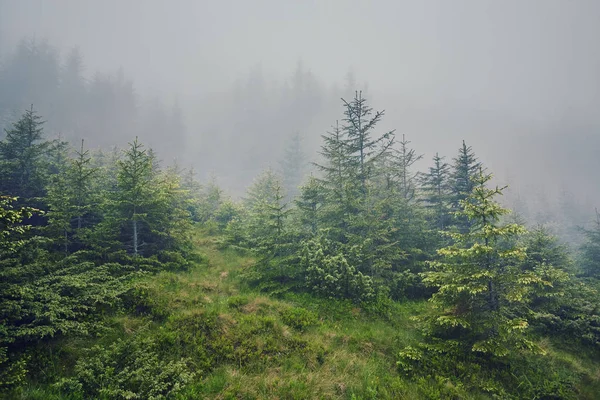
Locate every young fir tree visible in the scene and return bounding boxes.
[242,169,292,280]
[450,140,482,232]
[280,131,305,201]
[420,153,451,230]
[46,140,99,254]
[422,169,553,357]
[0,106,50,205]
[114,137,156,256]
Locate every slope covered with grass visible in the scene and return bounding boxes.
[16,227,600,400]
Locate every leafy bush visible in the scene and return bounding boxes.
[280,307,318,331]
[397,341,581,399]
[121,281,171,321]
[301,236,375,303]
[56,335,195,399]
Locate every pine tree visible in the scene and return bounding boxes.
[450,140,482,232]
[423,169,552,356]
[420,153,451,230]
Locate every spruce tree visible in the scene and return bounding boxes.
[423,169,551,356]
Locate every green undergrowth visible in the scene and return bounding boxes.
[12,228,600,399]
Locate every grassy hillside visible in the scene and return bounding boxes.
[16,228,600,399]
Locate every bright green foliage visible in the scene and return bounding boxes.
[420,153,451,230]
[580,210,600,278]
[514,227,600,346]
[422,169,551,356]
[301,234,375,303]
[0,195,38,254]
[0,106,51,204]
[0,197,38,389]
[56,335,196,399]
[0,196,134,391]
[450,141,482,232]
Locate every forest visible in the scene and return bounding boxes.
[1,8,600,399]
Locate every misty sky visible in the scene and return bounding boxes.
[3,0,599,115]
[1,0,599,206]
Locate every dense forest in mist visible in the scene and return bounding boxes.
[1,1,600,398]
[1,77,600,398]
[0,36,597,247]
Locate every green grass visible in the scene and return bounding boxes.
[13,228,600,399]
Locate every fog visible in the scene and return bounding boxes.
[1,0,599,229]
